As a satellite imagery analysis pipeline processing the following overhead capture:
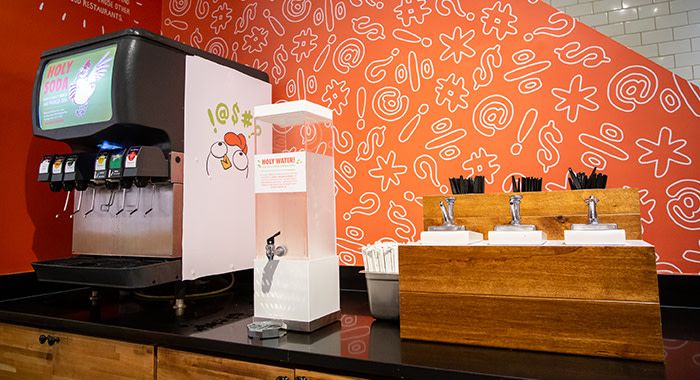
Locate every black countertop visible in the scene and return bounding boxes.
[0,273,698,379]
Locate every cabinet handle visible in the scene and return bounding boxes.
[47,335,60,346]
[275,377,289,380]
[38,334,47,344]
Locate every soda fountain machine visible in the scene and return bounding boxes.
[32,29,271,290]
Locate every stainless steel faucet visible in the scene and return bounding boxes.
[571,195,618,230]
[265,231,288,261]
[494,194,536,231]
[428,196,466,231]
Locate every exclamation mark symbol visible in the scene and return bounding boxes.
[207,108,217,133]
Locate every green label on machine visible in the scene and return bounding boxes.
[38,44,117,130]
[109,153,123,169]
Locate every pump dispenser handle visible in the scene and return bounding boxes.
[267,231,281,245]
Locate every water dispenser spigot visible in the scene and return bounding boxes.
[265,231,287,261]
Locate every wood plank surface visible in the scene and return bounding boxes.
[295,369,366,380]
[423,188,641,239]
[157,348,294,380]
[399,245,658,302]
[0,324,52,379]
[0,323,154,380]
[399,292,664,362]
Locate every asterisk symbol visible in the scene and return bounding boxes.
[439,27,476,64]
[368,151,408,192]
[551,74,599,123]
[636,126,691,178]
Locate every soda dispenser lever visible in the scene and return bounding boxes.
[56,191,71,219]
[115,188,128,216]
[144,184,157,216]
[84,187,96,217]
[129,187,142,215]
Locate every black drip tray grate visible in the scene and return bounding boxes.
[33,256,182,289]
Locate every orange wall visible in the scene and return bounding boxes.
[162,0,699,274]
[0,1,161,274]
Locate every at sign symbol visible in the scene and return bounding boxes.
[578,123,630,170]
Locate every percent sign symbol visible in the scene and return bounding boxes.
[286,68,318,100]
[578,122,630,170]
[314,0,346,32]
[503,49,551,94]
[395,51,434,92]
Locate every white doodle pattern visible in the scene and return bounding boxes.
[480,1,518,41]
[461,147,501,184]
[665,179,700,231]
[435,73,469,112]
[578,122,629,170]
[351,16,386,41]
[158,0,700,273]
[387,200,417,242]
[503,49,551,94]
[356,125,386,161]
[636,126,691,178]
[372,86,410,121]
[660,88,682,113]
[333,38,366,74]
[473,45,502,91]
[553,41,611,68]
[368,151,408,192]
[607,65,658,112]
[524,11,576,42]
[413,154,449,193]
[537,120,563,173]
[344,192,381,220]
[439,27,476,63]
[395,52,434,92]
[399,104,430,143]
[551,74,599,123]
[510,108,538,156]
[472,94,514,137]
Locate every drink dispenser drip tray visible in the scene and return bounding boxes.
[32,256,182,289]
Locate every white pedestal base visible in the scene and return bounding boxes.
[254,255,339,332]
[487,230,547,245]
[564,229,626,245]
[420,230,483,245]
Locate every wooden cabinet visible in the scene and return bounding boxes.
[157,349,365,380]
[158,348,294,380]
[0,323,154,380]
[0,323,364,379]
[294,369,364,380]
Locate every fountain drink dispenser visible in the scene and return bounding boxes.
[32,29,271,288]
[253,101,340,332]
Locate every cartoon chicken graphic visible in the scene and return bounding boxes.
[206,132,249,177]
[68,51,114,116]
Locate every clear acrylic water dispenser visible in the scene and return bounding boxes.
[252,100,339,332]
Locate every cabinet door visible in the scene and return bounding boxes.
[294,369,366,380]
[0,323,154,380]
[158,348,295,380]
[0,323,53,379]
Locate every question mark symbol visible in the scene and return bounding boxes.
[343,192,381,221]
[413,154,449,194]
[524,11,576,42]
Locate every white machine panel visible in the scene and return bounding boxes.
[183,56,271,280]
